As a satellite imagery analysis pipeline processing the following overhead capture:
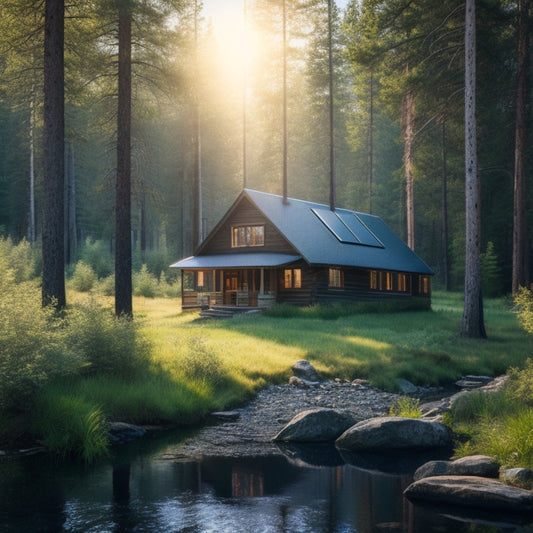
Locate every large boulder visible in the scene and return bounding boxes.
[414,455,500,481]
[273,408,360,442]
[335,417,453,452]
[291,360,323,384]
[404,475,533,513]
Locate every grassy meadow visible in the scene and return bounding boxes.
[2,285,532,462]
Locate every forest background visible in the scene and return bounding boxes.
[0,0,531,297]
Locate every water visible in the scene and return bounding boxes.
[1,431,533,533]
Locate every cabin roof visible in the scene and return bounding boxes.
[173,189,434,275]
[171,252,301,269]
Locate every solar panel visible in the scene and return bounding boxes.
[311,208,360,244]
[312,207,384,248]
[337,212,384,248]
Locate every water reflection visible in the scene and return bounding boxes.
[0,432,533,532]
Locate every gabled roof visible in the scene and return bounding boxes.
[172,189,434,275]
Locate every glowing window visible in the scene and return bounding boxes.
[328,268,343,288]
[232,225,265,247]
[284,268,302,289]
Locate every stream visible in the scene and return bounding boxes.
[1,429,533,533]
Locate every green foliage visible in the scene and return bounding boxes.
[34,389,108,463]
[449,362,533,468]
[78,238,113,279]
[67,298,151,379]
[69,260,97,292]
[133,264,159,297]
[0,281,84,412]
[389,397,422,418]
[0,236,38,283]
[514,286,533,334]
[481,241,503,297]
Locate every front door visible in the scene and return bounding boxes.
[224,271,239,305]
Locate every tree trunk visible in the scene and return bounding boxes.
[512,0,530,294]
[402,83,415,251]
[28,84,36,243]
[461,0,486,338]
[368,69,374,214]
[115,4,132,317]
[441,120,450,291]
[42,0,66,310]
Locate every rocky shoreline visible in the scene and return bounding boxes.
[171,377,457,459]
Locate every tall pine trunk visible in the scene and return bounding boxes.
[441,121,450,291]
[401,81,415,251]
[115,4,132,317]
[42,0,66,310]
[512,0,530,294]
[461,0,486,338]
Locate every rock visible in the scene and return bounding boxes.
[291,360,323,384]
[501,468,533,489]
[107,422,147,444]
[414,455,499,481]
[335,417,453,452]
[272,408,361,442]
[404,475,533,513]
[289,376,306,388]
[396,379,417,394]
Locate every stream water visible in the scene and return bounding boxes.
[1,429,533,533]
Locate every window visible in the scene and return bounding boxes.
[381,271,393,291]
[398,273,409,292]
[284,268,302,289]
[328,268,344,288]
[232,225,265,247]
[370,270,378,290]
[419,275,430,295]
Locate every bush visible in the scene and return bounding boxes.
[69,261,97,292]
[66,298,151,379]
[0,236,38,282]
[515,286,533,335]
[0,281,84,411]
[78,238,113,279]
[133,264,159,297]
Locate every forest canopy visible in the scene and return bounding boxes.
[0,0,530,296]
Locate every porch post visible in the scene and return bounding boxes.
[260,268,265,295]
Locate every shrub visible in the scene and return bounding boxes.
[515,286,533,335]
[69,261,97,292]
[0,281,84,411]
[66,298,151,379]
[78,238,113,279]
[133,264,159,297]
[0,236,38,282]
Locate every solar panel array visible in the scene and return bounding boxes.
[311,208,384,248]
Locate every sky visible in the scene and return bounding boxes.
[202,0,351,26]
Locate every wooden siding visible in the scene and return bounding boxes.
[200,197,297,255]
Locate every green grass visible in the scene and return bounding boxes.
[137,291,529,393]
[10,290,532,461]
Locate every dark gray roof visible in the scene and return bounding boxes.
[171,252,301,269]
[173,189,434,275]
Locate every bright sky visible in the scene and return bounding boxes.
[202,0,351,26]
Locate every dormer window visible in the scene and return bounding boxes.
[232,225,265,248]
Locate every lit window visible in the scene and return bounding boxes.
[328,268,343,288]
[370,270,378,290]
[398,273,409,292]
[381,271,393,291]
[197,271,204,288]
[284,268,302,289]
[232,225,265,247]
[419,276,430,294]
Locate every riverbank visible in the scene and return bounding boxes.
[170,378,459,459]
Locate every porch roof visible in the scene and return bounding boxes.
[170,252,301,270]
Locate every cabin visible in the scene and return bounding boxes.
[171,189,434,312]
